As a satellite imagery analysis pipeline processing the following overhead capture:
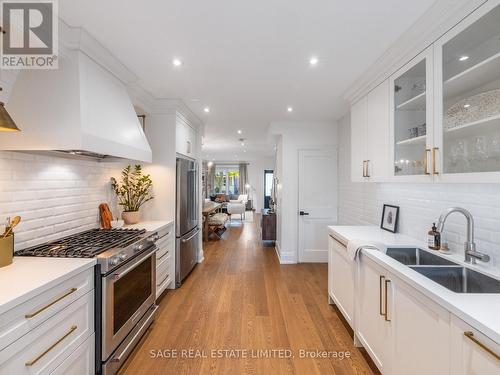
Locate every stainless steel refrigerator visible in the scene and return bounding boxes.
[176,157,200,287]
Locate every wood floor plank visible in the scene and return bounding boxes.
[119,214,375,375]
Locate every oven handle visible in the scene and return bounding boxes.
[111,245,157,280]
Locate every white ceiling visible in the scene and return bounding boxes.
[59,0,437,161]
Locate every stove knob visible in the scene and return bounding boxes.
[109,257,119,266]
[134,243,144,252]
[119,253,127,261]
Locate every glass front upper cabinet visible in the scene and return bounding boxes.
[390,48,433,178]
[438,3,500,175]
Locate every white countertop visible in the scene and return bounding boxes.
[124,220,173,232]
[0,257,96,314]
[328,225,500,344]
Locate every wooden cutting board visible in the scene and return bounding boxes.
[99,203,113,229]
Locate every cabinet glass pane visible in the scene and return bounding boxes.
[394,59,427,176]
[442,5,500,174]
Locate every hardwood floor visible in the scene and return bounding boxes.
[119,214,375,375]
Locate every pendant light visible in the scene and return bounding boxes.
[0,88,20,132]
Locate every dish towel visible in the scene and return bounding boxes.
[347,240,387,261]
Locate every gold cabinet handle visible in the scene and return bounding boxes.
[25,287,77,319]
[157,249,169,261]
[379,275,385,316]
[464,331,500,360]
[384,279,391,322]
[157,273,170,287]
[366,160,370,178]
[362,161,366,177]
[432,147,439,175]
[424,149,431,175]
[25,325,77,366]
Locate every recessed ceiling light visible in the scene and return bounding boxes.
[243,150,247,153]
[287,106,293,112]
[237,129,242,134]
[459,55,469,61]
[207,161,214,167]
[241,142,245,146]
[172,58,182,67]
[204,107,210,113]
[309,56,319,66]
[464,103,471,108]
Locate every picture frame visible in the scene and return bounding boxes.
[381,204,399,233]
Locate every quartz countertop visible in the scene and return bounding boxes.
[124,220,174,232]
[328,225,500,344]
[0,257,96,314]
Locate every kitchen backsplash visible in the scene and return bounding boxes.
[0,151,125,251]
[338,114,500,270]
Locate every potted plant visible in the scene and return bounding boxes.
[111,165,154,224]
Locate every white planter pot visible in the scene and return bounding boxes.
[122,211,140,225]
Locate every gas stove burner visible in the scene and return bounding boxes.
[15,228,146,258]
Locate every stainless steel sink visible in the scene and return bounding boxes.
[386,247,458,266]
[410,266,500,293]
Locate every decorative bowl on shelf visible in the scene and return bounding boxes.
[444,88,500,130]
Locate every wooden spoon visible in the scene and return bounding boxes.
[3,216,20,237]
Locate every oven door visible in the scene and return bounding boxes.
[102,246,156,360]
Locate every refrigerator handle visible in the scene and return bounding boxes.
[181,229,200,243]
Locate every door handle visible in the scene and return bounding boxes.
[384,279,391,322]
[432,147,439,175]
[299,211,309,216]
[182,229,200,242]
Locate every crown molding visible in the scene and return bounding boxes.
[152,99,205,134]
[343,0,488,105]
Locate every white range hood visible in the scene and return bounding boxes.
[0,49,152,162]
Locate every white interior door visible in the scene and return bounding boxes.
[298,148,338,262]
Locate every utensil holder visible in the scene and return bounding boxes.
[0,235,14,267]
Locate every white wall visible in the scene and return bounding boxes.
[338,113,500,270]
[247,157,275,212]
[0,151,125,251]
[271,121,338,263]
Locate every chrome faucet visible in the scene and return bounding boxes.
[437,207,490,264]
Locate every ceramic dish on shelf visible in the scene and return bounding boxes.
[444,88,500,130]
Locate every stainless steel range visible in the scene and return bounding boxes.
[16,228,160,375]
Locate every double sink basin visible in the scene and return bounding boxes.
[385,247,500,294]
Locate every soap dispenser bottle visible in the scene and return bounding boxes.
[427,223,441,250]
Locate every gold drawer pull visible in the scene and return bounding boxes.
[432,147,439,175]
[157,274,170,287]
[424,149,431,175]
[157,249,170,261]
[379,275,385,316]
[464,331,500,360]
[25,325,77,367]
[384,279,391,322]
[25,287,77,319]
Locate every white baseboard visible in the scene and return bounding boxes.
[274,242,297,264]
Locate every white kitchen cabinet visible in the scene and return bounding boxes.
[357,252,450,375]
[450,315,500,374]
[356,253,392,374]
[434,0,500,183]
[391,275,450,375]
[389,47,435,182]
[328,235,354,327]
[351,96,367,182]
[176,114,197,158]
[51,333,95,375]
[351,80,390,182]
[0,291,94,374]
[155,222,174,297]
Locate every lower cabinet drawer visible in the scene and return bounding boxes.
[156,244,172,262]
[0,291,94,375]
[51,333,94,375]
[0,268,93,350]
[156,255,172,298]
